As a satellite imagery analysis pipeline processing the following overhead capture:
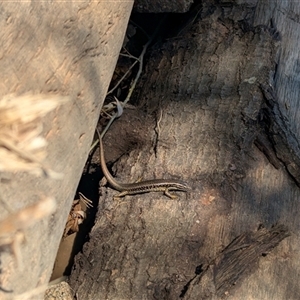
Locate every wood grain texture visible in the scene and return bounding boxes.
[0,1,133,298]
[255,1,300,137]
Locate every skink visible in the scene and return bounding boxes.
[96,129,190,198]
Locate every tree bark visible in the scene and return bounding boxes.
[69,1,300,299]
[0,2,133,299]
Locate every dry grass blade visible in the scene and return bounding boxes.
[0,93,69,125]
[0,197,57,268]
[0,93,70,176]
[0,196,57,236]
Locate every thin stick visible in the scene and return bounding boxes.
[92,16,167,151]
[107,59,139,95]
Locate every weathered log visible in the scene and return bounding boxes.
[0,2,133,299]
[69,1,300,299]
